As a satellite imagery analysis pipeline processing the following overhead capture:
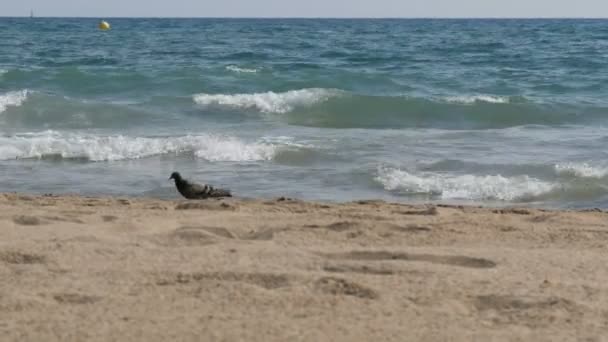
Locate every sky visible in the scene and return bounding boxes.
[4,0,608,18]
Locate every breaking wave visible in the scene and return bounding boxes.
[375,167,555,201]
[554,162,608,179]
[0,131,284,162]
[0,90,29,113]
[191,89,607,129]
[443,95,513,104]
[225,65,260,73]
[193,88,342,114]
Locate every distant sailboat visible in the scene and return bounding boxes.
[30,9,34,18]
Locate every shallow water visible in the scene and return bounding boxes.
[1,18,608,207]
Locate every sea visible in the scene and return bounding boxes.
[1,18,608,207]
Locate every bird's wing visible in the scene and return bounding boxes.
[185,181,213,196]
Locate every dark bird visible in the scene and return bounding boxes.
[169,172,232,199]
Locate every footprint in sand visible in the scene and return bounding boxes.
[200,226,235,239]
[303,221,358,232]
[0,251,46,264]
[392,206,439,216]
[472,294,585,326]
[175,201,234,211]
[322,264,395,275]
[102,215,118,222]
[240,228,283,241]
[158,225,281,246]
[156,271,291,290]
[12,215,46,226]
[321,250,496,269]
[53,293,101,305]
[388,224,432,233]
[314,276,378,299]
[165,226,220,246]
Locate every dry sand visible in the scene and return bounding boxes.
[0,193,607,341]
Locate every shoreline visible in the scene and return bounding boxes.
[1,193,607,341]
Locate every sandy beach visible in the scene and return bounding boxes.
[1,193,607,341]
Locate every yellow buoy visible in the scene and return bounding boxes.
[98,20,111,31]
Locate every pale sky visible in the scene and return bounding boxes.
[4,0,608,18]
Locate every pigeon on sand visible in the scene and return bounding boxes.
[169,172,232,199]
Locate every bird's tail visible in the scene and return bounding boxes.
[211,188,232,197]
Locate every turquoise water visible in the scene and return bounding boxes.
[1,18,608,207]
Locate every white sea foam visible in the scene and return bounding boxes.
[0,89,28,113]
[375,167,554,201]
[193,88,341,114]
[259,136,316,149]
[225,65,259,73]
[554,162,608,178]
[444,95,511,104]
[0,131,280,162]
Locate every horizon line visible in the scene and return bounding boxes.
[2,16,608,19]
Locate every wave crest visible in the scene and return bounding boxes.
[0,131,281,162]
[189,89,578,129]
[193,88,341,114]
[225,65,259,73]
[443,95,512,104]
[375,167,554,201]
[0,90,29,113]
[554,162,608,178]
